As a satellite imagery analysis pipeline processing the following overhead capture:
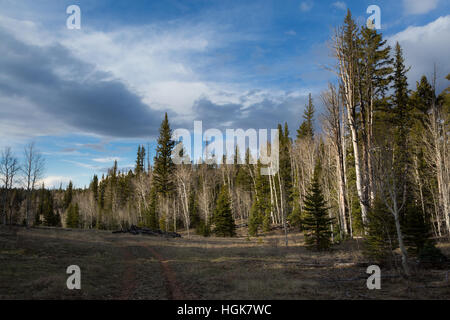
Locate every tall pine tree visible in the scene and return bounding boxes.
[213,185,236,237]
[297,93,315,140]
[153,113,175,195]
[302,163,334,251]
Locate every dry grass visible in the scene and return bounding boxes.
[0,225,449,299]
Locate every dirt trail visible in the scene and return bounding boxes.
[117,240,187,300]
[119,246,138,300]
[144,245,186,300]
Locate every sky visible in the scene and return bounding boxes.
[0,0,449,188]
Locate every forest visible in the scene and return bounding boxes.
[1,11,449,277]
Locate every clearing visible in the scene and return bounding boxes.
[0,225,449,299]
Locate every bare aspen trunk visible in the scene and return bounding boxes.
[268,166,276,223]
[368,96,375,205]
[334,27,370,228]
[277,171,288,246]
[336,152,348,234]
[393,208,410,276]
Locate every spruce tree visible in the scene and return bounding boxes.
[90,175,99,202]
[297,93,315,140]
[364,197,398,265]
[279,123,293,204]
[63,181,73,210]
[302,164,333,251]
[153,113,175,195]
[135,145,146,175]
[188,190,200,229]
[248,200,262,236]
[43,190,56,226]
[404,205,433,255]
[288,205,302,230]
[213,185,236,237]
[254,159,270,231]
[66,203,80,228]
[143,186,159,229]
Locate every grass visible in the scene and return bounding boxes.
[0,225,449,299]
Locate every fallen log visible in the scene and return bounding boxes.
[112,225,182,238]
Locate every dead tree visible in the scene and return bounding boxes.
[322,83,349,235]
[333,23,370,225]
[0,147,20,224]
[374,144,411,276]
[22,142,45,226]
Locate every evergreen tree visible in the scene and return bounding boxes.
[188,190,200,229]
[404,205,433,255]
[36,184,58,227]
[248,200,262,236]
[63,181,73,210]
[135,145,146,175]
[364,197,398,265]
[66,203,80,228]
[90,175,99,202]
[143,186,159,229]
[54,210,62,227]
[302,164,334,251]
[279,123,293,205]
[391,42,412,170]
[153,113,175,195]
[288,205,302,230]
[195,219,211,237]
[213,185,236,237]
[296,93,315,140]
[254,159,270,231]
[43,190,56,226]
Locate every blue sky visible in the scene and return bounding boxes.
[0,0,449,188]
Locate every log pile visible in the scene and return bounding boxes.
[112,225,181,238]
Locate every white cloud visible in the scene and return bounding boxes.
[299,2,313,12]
[388,15,450,91]
[0,10,319,142]
[285,30,297,36]
[40,176,71,189]
[403,0,439,15]
[332,2,346,10]
[92,157,122,163]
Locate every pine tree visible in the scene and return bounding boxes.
[248,200,262,236]
[254,159,270,231]
[364,197,398,265]
[213,185,236,237]
[43,190,56,226]
[90,175,99,202]
[143,186,159,229]
[188,190,200,229]
[66,203,80,228]
[391,42,412,171]
[135,145,146,175]
[288,205,302,230]
[302,164,333,251]
[279,123,293,203]
[404,205,433,255]
[296,93,315,140]
[153,113,175,195]
[63,181,73,210]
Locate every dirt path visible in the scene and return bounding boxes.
[144,245,186,300]
[119,246,138,300]
[117,240,187,300]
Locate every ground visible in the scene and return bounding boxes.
[0,225,449,299]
